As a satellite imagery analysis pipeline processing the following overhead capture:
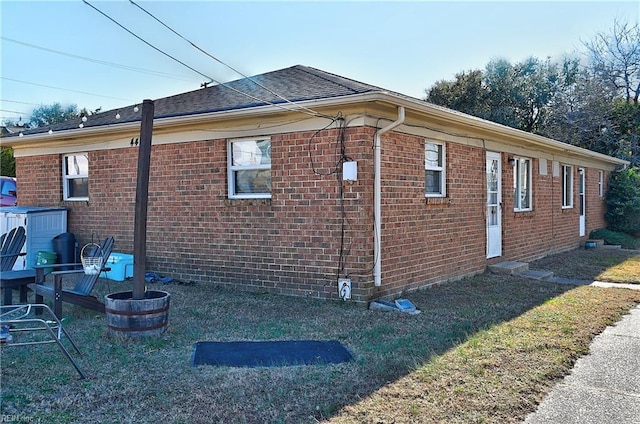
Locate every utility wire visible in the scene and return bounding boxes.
[82,0,212,82]
[82,0,331,119]
[1,77,133,102]
[1,36,196,82]
[0,109,29,115]
[128,0,329,119]
[0,99,42,107]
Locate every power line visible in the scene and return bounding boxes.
[1,77,134,102]
[0,109,29,115]
[1,36,196,82]
[83,0,332,119]
[128,0,328,118]
[0,99,41,107]
[82,0,213,83]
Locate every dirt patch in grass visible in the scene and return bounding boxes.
[531,248,640,284]
[1,266,639,423]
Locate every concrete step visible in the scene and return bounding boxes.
[489,261,529,275]
[519,269,554,281]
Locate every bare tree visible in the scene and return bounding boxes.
[584,19,640,105]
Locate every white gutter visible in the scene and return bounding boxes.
[374,106,405,287]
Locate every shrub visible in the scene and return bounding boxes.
[589,228,640,249]
[0,147,15,176]
[605,168,640,237]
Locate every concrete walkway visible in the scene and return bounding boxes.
[524,298,640,424]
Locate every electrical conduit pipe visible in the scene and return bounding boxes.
[374,106,405,286]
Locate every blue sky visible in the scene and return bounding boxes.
[1,0,638,123]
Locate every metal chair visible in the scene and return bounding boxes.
[0,303,86,379]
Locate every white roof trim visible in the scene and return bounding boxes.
[5,91,629,167]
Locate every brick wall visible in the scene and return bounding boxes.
[374,136,612,299]
[18,127,376,301]
[375,133,487,299]
[14,125,613,303]
[586,169,608,234]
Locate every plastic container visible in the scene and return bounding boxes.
[52,232,77,270]
[100,253,134,281]
[36,251,57,274]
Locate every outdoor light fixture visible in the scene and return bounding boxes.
[508,157,516,166]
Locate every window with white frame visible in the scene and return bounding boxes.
[425,141,446,197]
[228,138,271,198]
[513,157,532,211]
[562,164,573,208]
[598,170,604,197]
[62,153,89,201]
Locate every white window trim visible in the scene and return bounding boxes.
[562,164,573,209]
[598,170,604,197]
[62,153,89,201]
[227,138,272,199]
[425,141,446,198]
[513,157,532,212]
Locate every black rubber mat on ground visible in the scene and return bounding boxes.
[191,340,353,367]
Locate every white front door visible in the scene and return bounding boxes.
[579,168,586,237]
[486,152,502,258]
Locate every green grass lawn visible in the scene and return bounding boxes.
[1,251,639,423]
[531,248,640,284]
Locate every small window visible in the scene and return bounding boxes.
[425,141,446,197]
[562,164,573,208]
[228,138,271,199]
[513,157,532,211]
[598,170,604,197]
[62,153,89,201]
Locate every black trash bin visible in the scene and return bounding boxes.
[52,232,77,270]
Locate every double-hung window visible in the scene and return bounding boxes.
[425,141,446,197]
[513,157,532,211]
[62,153,89,201]
[562,164,573,208]
[228,138,271,199]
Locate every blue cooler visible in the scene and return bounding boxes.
[100,253,134,281]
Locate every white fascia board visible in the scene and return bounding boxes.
[283,91,629,167]
[6,91,630,168]
[5,102,333,149]
[356,92,628,167]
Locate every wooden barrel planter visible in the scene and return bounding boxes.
[105,290,170,337]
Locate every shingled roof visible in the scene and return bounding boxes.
[10,65,386,137]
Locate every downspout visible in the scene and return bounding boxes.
[374,106,405,287]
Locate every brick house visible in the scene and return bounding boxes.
[2,65,628,302]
